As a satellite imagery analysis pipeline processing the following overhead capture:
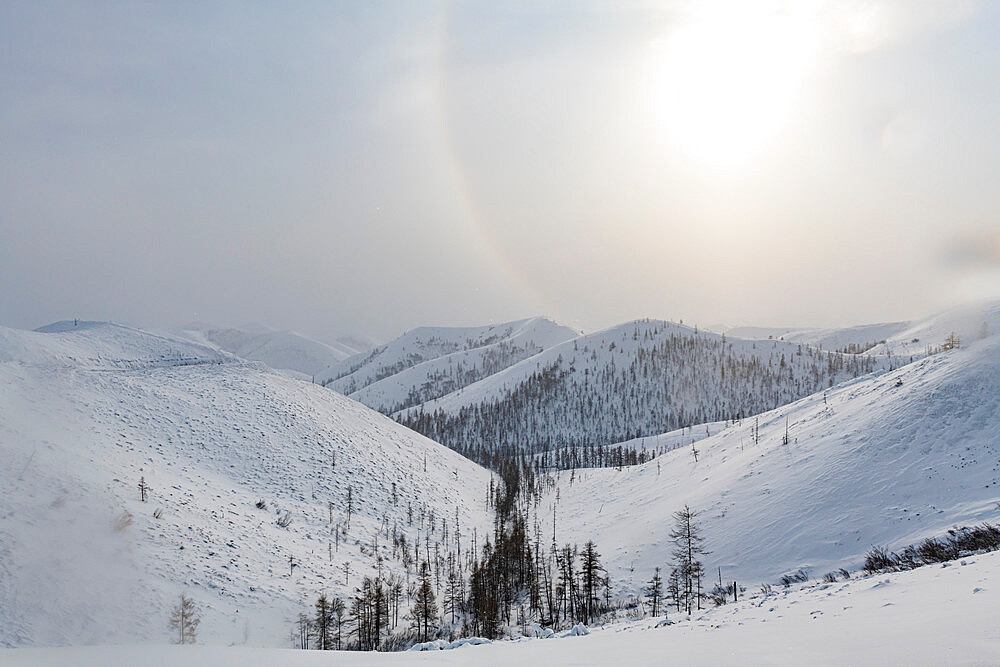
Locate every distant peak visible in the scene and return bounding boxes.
[34,319,113,333]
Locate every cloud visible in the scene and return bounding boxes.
[942,228,1000,268]
[819,0,981,53]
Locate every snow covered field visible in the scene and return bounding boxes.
[4,548,999,665]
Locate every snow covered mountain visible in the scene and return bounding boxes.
[0,321,493,648]
[531,315,1000,590]
[718,321,911,353]
[715,302,999,359]
[398,320,903,466]
[176,324,370,378]
[3,304,998,654]
[320,317,579,414]
[864,300,1000,357]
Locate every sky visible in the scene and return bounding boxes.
[2,0,999,342]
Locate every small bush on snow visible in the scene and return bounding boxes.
[863,546,895,573]
[113,510,133,532]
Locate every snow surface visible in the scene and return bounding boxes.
[4,549,999,664]
[866,300,1000,357]
[0,322,493,648]
[533,328,1000,591]
[175,324,367,377]
[611,420,731,454]
[322,317,579,413]
[3,304,999,656]
[5,320,233,368]
[719,321,911,352]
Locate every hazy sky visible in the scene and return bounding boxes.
[2,1,999,341]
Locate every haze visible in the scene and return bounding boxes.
[2,1,999,341]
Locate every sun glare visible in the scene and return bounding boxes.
[652,5,819,168]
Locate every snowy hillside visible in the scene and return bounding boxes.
[719,321,911,354]
[0,320,232,367]
[614,420,731,455]
[0,322,493,648]
[399,320,903,466]
[321,317,579,413]
[865,300,1000,357]
[530,327,1000,592]
[177,324,369,378]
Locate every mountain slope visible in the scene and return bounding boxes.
[321,317,579,413]
[719,321,911,353]
[866,300,1000,357]
[177,324,369,378]
[398,320,902,465]
[1,319,232,367]
[532,326,1000,590]
[0,322,493,648]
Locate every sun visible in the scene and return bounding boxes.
[651,4,818,168]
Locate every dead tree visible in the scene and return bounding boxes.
[168,593,200,644]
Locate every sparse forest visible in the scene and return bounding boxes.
[399,322,890,471]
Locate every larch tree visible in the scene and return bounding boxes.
[314,593,333,650]
[669,504,709,615]
[645,567,664,617]
[168,593,200,645]
[410,562,439,642]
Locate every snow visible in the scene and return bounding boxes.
[0,320,232,367]
[532,330,1000,590]
[3,304,999,658]
[175,324,367,377]
[4,549,999,664]
[615,420,732,454]
[396,319,905,455]
[715,321,910,352]
[866,300,1000,357]
[322,317,579,413]
[0,322,493,648]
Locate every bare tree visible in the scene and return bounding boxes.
[168,593,200,644]
[315,594,333,650]
[645,567,664,617]
[670,504,709,615]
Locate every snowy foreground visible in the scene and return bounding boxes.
[5,549,999,665]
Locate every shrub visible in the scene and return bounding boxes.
[708,585,729,606]
[951,524,1000,553]
[894,546,919,570]
[113,510,133,532]
[863,546,895,573]
[276,511,292,528]
[915,537,956,564]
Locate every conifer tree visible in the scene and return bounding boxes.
[669,504,709,615]
[314,593,333,650]
[645,567,664,617]
[411,562,439,642]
